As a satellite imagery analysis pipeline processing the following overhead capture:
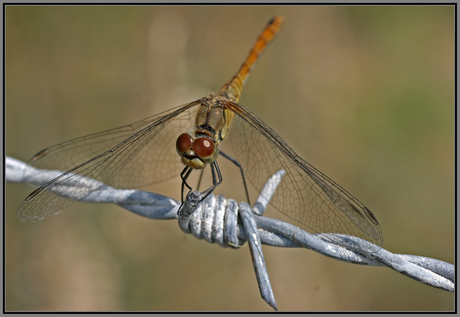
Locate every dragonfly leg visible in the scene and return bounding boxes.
[199,161,223,201]
[219,150,251,205]
[180,166,193,204]
[178,162,223,216]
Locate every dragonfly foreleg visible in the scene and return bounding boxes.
[199,161,223,202]
[180,166,193,204]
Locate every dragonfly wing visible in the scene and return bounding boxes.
[18,101,201,221]
[26,102,196,173]
[226,102,383,249]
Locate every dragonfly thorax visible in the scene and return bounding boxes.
[195,95,234,143]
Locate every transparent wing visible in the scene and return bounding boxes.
[226,102,383,249]
[18,101,201,222]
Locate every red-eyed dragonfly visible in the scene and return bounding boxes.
[18,17,383,249]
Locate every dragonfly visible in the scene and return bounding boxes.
[18,16,383,250]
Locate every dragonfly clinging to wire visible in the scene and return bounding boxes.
[18,16,383,250]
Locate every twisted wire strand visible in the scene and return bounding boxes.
[6,156,454,310]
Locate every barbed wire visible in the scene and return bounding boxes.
[6,156,455,311]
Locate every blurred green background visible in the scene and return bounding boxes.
[6,5,454,311]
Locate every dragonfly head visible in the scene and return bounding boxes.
[176,133,219,168]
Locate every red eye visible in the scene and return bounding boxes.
[192,138,216,161]
[176,133,192,155]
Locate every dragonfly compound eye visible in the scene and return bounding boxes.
[192,138,218,163]
[176,133,193,155]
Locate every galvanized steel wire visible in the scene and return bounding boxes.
[6,156,454,310]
